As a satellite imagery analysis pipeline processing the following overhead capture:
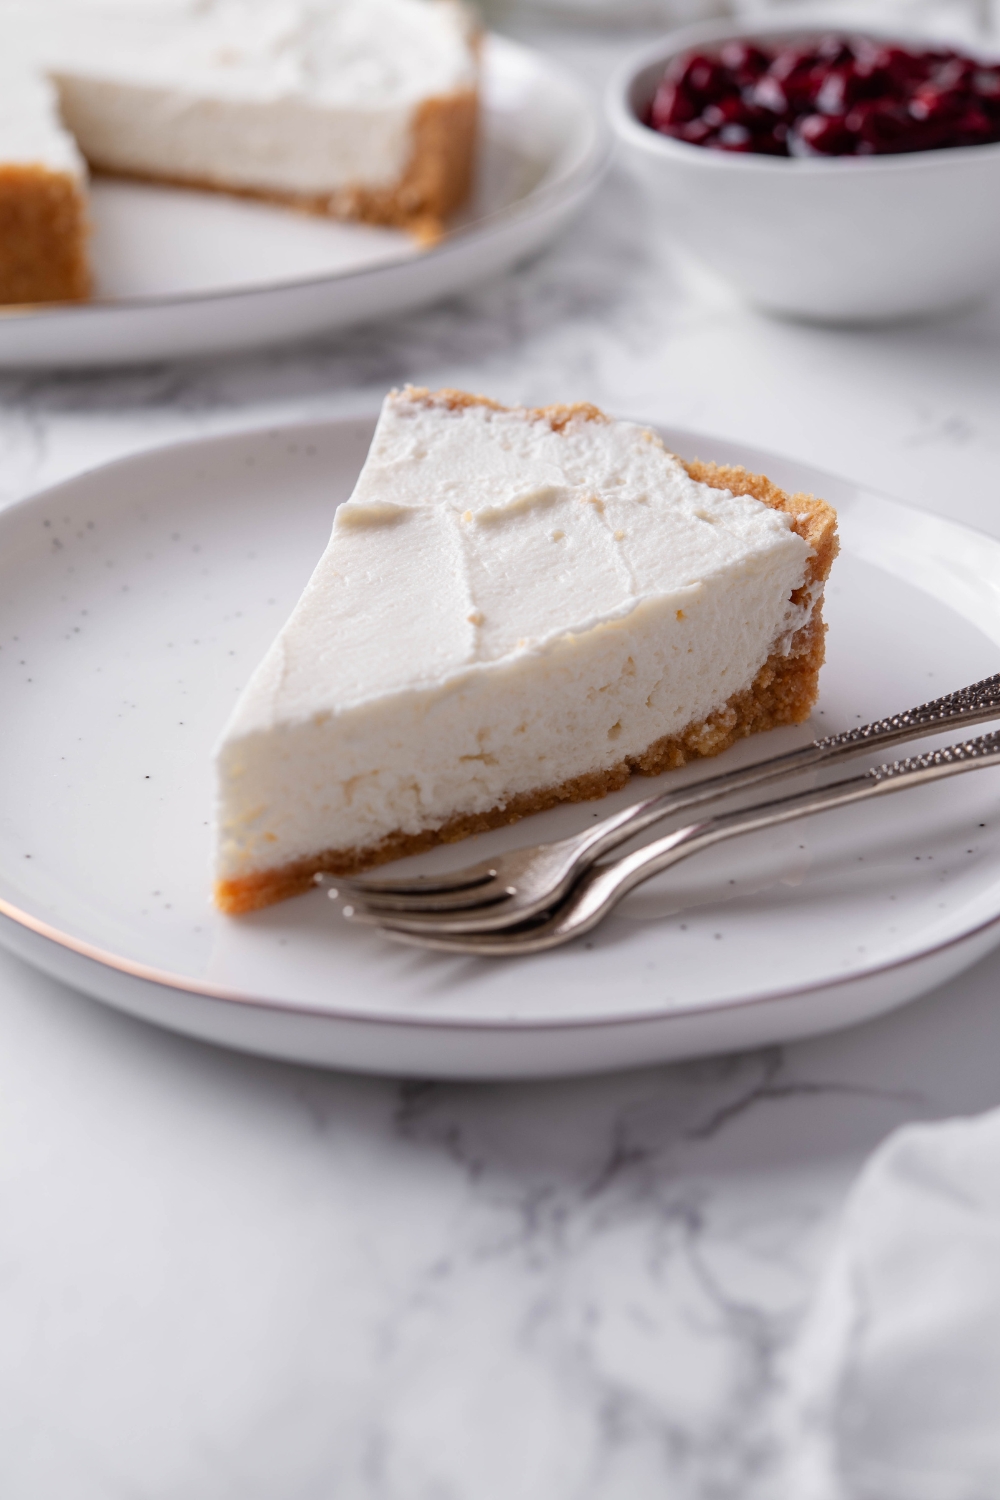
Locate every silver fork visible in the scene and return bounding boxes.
[335,673,1000,935]
[340,730,1000,956]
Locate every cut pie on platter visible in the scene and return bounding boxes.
[0,0,479,306]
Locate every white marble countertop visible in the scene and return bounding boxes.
[4,13,1000,1499]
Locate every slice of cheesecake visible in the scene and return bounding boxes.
[214,387,838,914]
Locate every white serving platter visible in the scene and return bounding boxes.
[0,36,608,368]
[2,416,1000,1078]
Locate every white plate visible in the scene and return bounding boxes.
[3,416,1000,1079]
[0,37,607,369]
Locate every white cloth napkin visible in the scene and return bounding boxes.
[775,1107,1000,1500]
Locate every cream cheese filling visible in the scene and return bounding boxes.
[0,67,86,179]
[214,392,815,883]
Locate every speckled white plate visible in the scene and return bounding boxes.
[0,36,607,369]
[3,416,1000,1078]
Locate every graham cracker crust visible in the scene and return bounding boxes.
[85,88,478,244]
[215,393,839,915]
[0,165,90,306]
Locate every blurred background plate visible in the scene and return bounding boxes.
[0,35,608,369]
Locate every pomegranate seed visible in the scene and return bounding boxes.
[768,46,814,83]
[678,119,715,145]
[909,85,963,123]
[714,123,752,151]
[934,58,974,91]
[674,56,732,101]
[878,46,927,87]
[650,80,697,129]
[956,105,992,142]
[778,63,823,111]
[815,68,854,116]
[718,41,770,85]
[703,96,756,129]
[794,113,856,155]
[751,74,788,115]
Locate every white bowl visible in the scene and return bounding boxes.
[607,17,1000,322]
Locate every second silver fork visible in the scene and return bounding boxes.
[336,673,1000,934]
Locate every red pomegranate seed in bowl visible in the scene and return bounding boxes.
[793,113,855,155]
[643,34,1000,158]
[717,41,770,86]
[650,80,696,130]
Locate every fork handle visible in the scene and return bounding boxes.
[577,729,1000,926]
[575,671,1000,865]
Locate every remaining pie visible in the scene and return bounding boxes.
[213,387,839,914]
[0,0,479,306]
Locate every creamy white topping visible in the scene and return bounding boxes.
[0,67,86,178]
[214,391,815,884]
[1,0,476,193]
